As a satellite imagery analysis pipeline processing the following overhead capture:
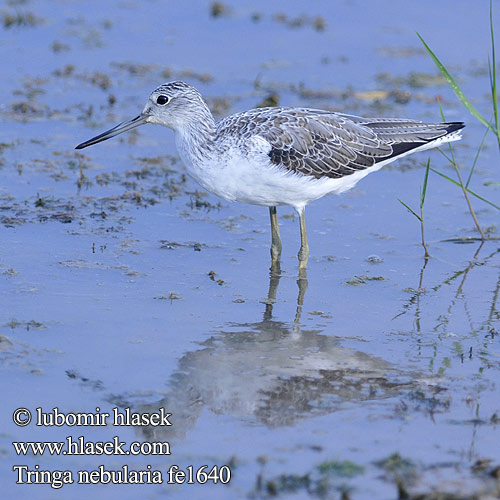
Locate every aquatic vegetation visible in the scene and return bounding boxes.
[402,1,500,245]
[418,0,500,154]
[255,459,363,498]
[2,10,43,28]
[345,275,387,286]
[153,292,183,302]
[50,40,70,53]
[208,270,225,286]
[4,319,47,330]
[399,159,431,259]
[256,92,280,108]
[272,12,326,32]
[317,460,364,478]
[209,1,231,18]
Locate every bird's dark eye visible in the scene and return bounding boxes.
[156,95,169,105]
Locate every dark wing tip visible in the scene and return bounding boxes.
[445,122,465,134]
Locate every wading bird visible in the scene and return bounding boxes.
[76,81,464,268]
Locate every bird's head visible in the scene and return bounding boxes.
[75,81,205,149]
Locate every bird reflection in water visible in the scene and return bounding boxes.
[134,265,414,441]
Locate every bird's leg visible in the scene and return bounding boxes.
[269,206,282,265]
[297,207,309,268]
[294,266,308,324]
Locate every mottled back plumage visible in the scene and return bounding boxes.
[216,107,464,179]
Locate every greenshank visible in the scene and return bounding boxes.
[76,81,464,268]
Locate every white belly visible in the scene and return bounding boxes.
[183,150,381,211]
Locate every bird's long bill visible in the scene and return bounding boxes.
[75,114,147,149]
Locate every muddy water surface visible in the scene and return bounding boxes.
[1,1,500,499]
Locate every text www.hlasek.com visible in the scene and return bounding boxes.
[12,407,232,489]
[13,436,171,456]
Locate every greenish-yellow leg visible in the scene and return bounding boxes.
[298,208,309,268]
[269,206,282,264]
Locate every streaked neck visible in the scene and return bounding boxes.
[175,102,216,167]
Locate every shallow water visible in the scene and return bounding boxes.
[1,1,500,498]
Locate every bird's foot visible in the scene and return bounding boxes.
[297,245,309,269]
[270,244,282,265]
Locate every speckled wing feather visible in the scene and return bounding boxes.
[216,108,463,179]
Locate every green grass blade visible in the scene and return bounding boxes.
[490,0,499,134]
[437,102,459,166]
[437,98,446,122]
[437,147,454,165]
[399,199,422,221]
[420,159,431,208]
[417,32,494,132]
[430,167,500,210]
[437,102,456,159]
[466,125,490,188]
[488,55,494,93]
